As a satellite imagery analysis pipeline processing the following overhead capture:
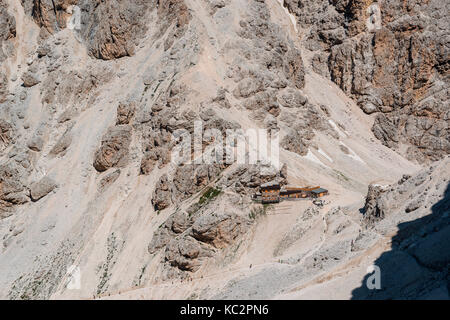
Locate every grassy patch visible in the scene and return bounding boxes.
[249,204,270,220]
[96,233,122,295]
[333,169,350,182]
[198,187,222,205]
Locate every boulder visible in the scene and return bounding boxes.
[363,184,388,224]
[0,119,13,151]
[152,174,171,211]
[98,169,121,192]
[192,212,248,248]
[50,130,73,156]
[30,176,57,202]
[164,235,212,272]
[116,101,136,125]
[0,163,28,209]
[93,125,132,172]
[21,71,40,87]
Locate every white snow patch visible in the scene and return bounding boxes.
[276,0,298,33]
[328,120,348,138]
[304,149,329,168]
[339,142,365,163]
[318,148,333,163]
[371,183,388,188]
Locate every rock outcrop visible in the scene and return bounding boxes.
[152,174,172,211]
[50,129,73,156]
[363,184,388,225]
[151,164,223,211]
[0,2,16,102]
[0,0,448,301]
[164,235,214,272]
[116,101,136,125]
[20,0,77,33]
[0,162,29,219]
[76,0,154,60]
[93,125,132,172]
[149,201,250,274]
[363,157,449,225]
[217,163,288,193]
[284,0,450,162]
[0,2,15,36]
[163,210,248,273]
[21,71,40,87]
[152,161,288,212]
[0,120,13,151]
[355,157,449,299]
[191,212,247,249]
[29,176,58,202]
[21,0,191,60]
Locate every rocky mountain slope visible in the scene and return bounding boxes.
[284,0,449,163]
[0,0,448,300]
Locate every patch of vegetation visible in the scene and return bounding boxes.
[249,204,270,220]
[187,292,199,300]
[8,240,77,300]
[132,264,148,287]
[96,232,123,295]
[137,265,147,284]
[198,187,222,205]
[333,169,350,182]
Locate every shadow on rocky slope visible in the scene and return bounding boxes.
[351,183,450,299]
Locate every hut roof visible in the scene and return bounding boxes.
[311,188,328,194]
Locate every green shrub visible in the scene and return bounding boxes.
[198,187,222,205]
[249,205,269,220]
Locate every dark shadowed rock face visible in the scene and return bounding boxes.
[284,0,450,163]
